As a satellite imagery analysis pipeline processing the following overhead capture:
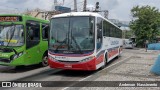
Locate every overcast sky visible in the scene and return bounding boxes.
[0,0,160,21]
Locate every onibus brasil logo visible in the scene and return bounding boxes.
[1,82,42,87]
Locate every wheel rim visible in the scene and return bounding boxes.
[43,56,48,66]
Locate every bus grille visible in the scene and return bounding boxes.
[0,58,10,63]
[57,60,79,63]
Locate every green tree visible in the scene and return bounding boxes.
[126,30,133,39]
[130,5,160,47]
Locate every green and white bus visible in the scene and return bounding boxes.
[0,14,49,67]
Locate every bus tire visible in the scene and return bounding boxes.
[118,48,122,57]
[99,53,108,70]
[105,53,108,65]
[41,55,48,67]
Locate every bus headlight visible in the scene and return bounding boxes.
[80,56,95,62]
[48,55,57,61]
[11,54,18,60]
[18,52,23,57]
[10,52,23,60]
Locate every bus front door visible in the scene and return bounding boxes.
[25,21,41,65]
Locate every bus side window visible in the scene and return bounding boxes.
[42,24,49,40]
[97,17,103,50]
[26,21,40,49]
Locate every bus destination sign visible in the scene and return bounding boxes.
[0,16,22,22]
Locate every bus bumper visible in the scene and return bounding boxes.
[48,58,96,71]
[0,61,23,66]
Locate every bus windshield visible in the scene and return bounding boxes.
[49,16,95,54]
[0,25,24,46]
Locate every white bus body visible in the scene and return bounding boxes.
[48,12,123,70]
[123,39,134,49]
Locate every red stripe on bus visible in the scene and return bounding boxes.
[108,49,119,58]
[96,54,104,65]
[48,58,96,70]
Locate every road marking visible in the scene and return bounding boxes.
[62,56,132,90]
[62,86,72,90]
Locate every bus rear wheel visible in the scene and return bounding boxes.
[104,53,108,66]
[41,56,48,67]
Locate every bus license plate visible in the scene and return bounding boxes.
[64,64,72,68]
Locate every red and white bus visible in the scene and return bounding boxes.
[48,12,123,70]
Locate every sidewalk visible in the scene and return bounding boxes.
[79,49,160,90]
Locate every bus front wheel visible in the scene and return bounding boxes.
[99,53,108,70]
[41,55,48,67]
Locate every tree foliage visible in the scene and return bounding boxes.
[126,30,133,39]
[130,5,160,47]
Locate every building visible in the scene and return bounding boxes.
[24,8,46,19]
[24,8,62,20]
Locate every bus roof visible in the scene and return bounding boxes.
[51,12,121,30]
[52,12,102,18]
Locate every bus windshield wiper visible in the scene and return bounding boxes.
[55,38,68,52]
[6,24,15,47]
[71,35,83,54]
[4,24,18,54]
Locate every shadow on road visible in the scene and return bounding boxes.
[106,56,120,66]
[0,64,44,73]
[50,70,96,77]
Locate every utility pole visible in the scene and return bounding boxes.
[74,0,77,12]
[83,0,87,11]
[54,0,58,6]
[63,0,65,5]
[53,0,58,10]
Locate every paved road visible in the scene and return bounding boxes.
[0,49,160,90]
[0,49,128,81]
